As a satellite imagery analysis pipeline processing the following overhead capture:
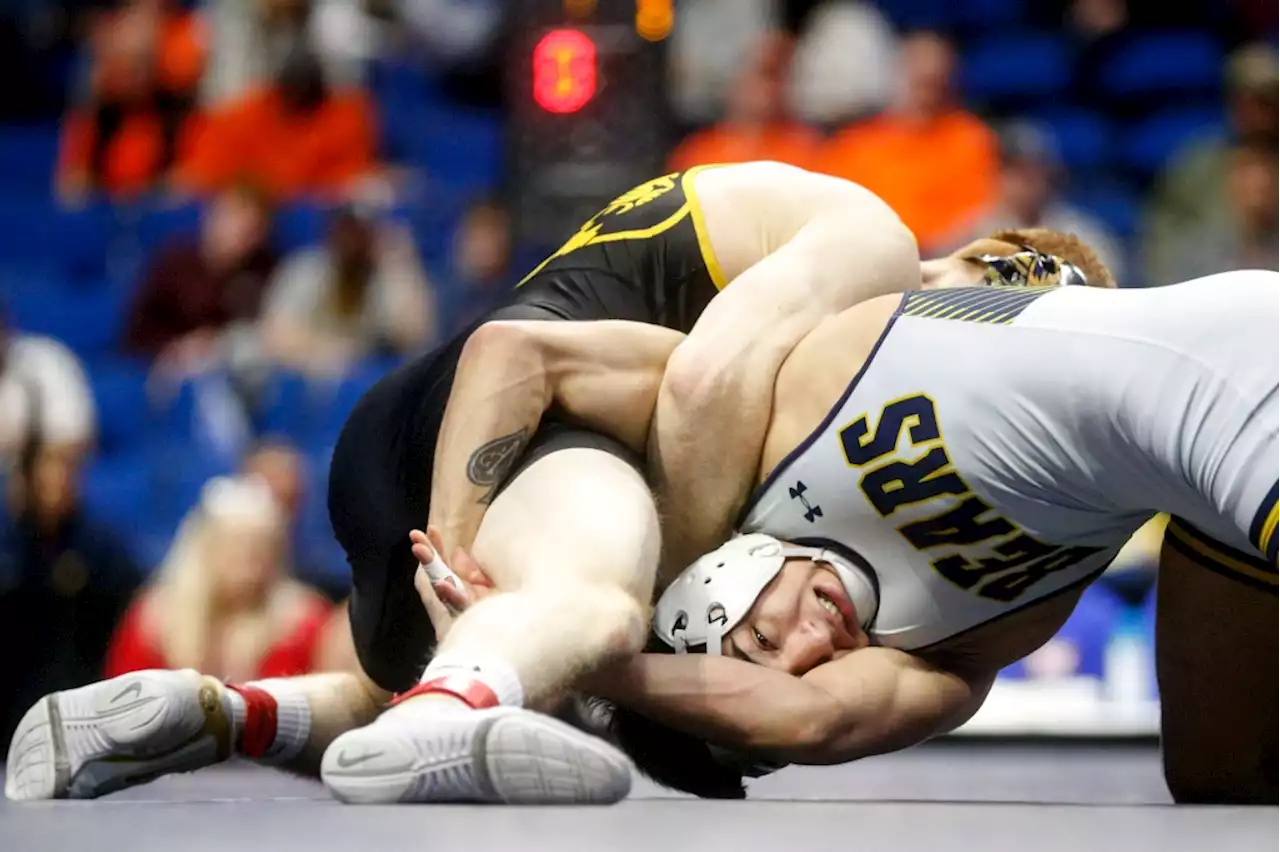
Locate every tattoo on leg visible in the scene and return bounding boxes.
[467,428,531,505]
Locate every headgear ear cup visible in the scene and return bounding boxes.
[652,533,879,654]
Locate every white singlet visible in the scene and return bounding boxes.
[739,271,1280,650]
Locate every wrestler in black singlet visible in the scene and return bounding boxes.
[329,167,730,692]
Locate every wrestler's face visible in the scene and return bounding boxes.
[721,559,869,674]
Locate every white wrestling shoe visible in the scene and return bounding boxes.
[5,669,231,801]
[320,700,634,805]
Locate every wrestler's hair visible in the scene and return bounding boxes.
[603,637,748,799]
[952,227,1117,289]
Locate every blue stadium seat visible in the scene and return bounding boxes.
[405,108,504,194]
[4,275,128,356]
[255,369,312,442]
[0,200,116,281]
[371,60,444,164]
[133,202,203,254]
[147,444,234,529]
[1101,32,1223,102]
[0,201,107,279]
[294,465,351,589]
[81,450,156,534]
[411,180,476,264]
[1030,109,1111,173]
[305,361,391,455]
[876,0,954,31]
[1001,581,1123,679]
[0,125,59,197]
[274,203,330,253]
[88,358,154,456]
[1067,180,1142,242]
[960,33,1071,108]
[1118,107,1223,178]
[950,0,1025,33]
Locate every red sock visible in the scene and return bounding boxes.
[226,683,278,759]
[390,676,500,710]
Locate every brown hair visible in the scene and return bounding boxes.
[952,227,1117,289]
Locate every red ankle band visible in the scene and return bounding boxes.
[227,684,278,759]
[391,676,499,710]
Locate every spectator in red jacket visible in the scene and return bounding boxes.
[105,475,330,682]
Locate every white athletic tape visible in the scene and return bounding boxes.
[420,552,469,604]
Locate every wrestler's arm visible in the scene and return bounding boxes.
[427,319,684,558]
[591,649,993,765]
[651,186,919,576]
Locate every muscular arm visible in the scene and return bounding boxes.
[651,188,919,578]
[591,648,993,765]
[427,320,685,559]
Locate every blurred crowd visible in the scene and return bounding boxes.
[0,0,1276,749]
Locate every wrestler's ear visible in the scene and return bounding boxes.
[450,547,495,589]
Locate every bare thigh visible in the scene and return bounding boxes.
[1155,540,1278,803]
[471,445,660,601]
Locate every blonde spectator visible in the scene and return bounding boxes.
[104,476,331,683]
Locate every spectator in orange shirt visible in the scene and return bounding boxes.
[177,47,377,201]
[819,31,999,254]
[57,0,205,202]
[668,30,821,173]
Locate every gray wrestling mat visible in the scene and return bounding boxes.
[2,742,1274,852]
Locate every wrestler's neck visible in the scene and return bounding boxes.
[919,257,986,291]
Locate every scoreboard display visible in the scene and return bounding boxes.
[508,0,674,249]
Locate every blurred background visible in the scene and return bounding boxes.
[0,0,1275,753]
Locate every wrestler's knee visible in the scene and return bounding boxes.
[530,579,649,661]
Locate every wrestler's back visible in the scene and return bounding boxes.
[750,275,1278,663]
[692,161,893,283]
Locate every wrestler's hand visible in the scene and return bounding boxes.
[410,528,494,637]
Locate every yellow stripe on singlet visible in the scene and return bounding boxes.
[1256,500,1278,560]
[681,164,730,290]
[1165,518,1278,591]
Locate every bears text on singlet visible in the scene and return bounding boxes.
[838,392,1103,603]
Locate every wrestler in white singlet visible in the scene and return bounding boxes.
[740,271,1279,650]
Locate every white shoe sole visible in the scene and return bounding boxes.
[322,706,633,805]
[4,670,227,801]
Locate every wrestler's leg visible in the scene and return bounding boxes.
[430,446,659,709]
[4,664,390,801]
[322,435,659,805]
[1154,528,1278,804]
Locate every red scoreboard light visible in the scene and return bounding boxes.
[532,29,598,114]
[511,2,670,248]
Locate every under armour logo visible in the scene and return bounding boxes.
[789,481,823,523]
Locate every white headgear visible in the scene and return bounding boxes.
[651,533,879,655]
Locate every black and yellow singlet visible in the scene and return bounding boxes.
[506,165,730,333]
